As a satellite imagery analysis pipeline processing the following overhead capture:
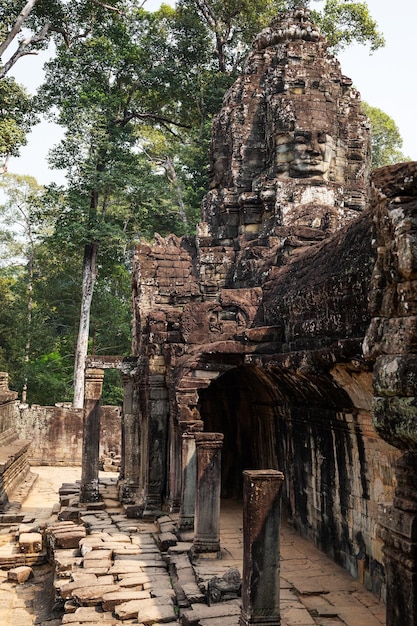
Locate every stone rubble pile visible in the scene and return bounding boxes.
[40,477,244,626]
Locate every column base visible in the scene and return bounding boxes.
[120,481,141,504]
[79,480,100,503]
[177,515,194,533]
[192,536,221,557]
[240,612,281,626]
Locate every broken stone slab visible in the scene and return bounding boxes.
[111,546,141,556]
[158,532,178,551]
[84,502,107,511]
[115,556,164,568]
[54,550,83,574]
[7,565,34,584]
[54,530,87,549]
[57,576,98,600]
[108,560,150,576]
[83,558,111,575]
[199,617,240,626]
[130,534,157,545]
[102,589,151,611]
[48,521,80,532]
[83,548,113,560]
[157,516,174,527]
[150,586,177,599]
[181,601,241,626]
[168,542,193,555]
[72,584,121,606]
[58,507,81,522]
[104,533,131,542]
[82,567,111,576]
[61,606,118,623]
[18,531,43,553]
[83,558,115,571]
[181,582,205,604]
[117,573,152,588]
[114,596,174,622]
[138,600,177,624]
[158,522,177,535]
[17,522,41,535]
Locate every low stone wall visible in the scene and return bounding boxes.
[0,373,32,510]
[16,404,121,467]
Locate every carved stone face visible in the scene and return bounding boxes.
[290,130,335,177]
[275,129,336,178]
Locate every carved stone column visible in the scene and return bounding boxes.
[240,469,284,626]
[378,452,417,626]
[142,374,169,515]
[177,420,203,533]
[119,373,140,503]
[80,368,104,503]
[166,416,182,513]
[193,432,224,555]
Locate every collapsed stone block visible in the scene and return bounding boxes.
[7,565,33,584]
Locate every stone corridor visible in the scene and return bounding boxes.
[0,467,385,626]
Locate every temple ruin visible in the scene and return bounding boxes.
[1,7,417,626]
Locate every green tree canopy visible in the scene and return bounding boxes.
[362,102,409,169]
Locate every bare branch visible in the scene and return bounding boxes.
[0,21,51,79]
[0,0,38,58]
[112,110,192,133]
[90,0,125,15]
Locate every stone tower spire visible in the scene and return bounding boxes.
[202,8,371,247]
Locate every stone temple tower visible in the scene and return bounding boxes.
[202,7,371,251]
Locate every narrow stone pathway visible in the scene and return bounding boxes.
[0,467,386,626]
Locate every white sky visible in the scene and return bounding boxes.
[6,0,417,185]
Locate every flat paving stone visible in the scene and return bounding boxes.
[102,589,151,611]
[138,601,177,624]
[181,601,241,626]
[62,606,118,623]
[72,584,121,606]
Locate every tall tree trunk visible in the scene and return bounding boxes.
[73,241,98,408]
[163,156,189,230]
[21,250,33,404]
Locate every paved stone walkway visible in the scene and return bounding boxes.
[0,467,386,626]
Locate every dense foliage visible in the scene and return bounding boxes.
[0,0,407,405]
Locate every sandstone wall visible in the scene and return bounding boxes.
[0,373,32,510]
[16,404,121,466]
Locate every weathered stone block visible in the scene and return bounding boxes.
[374,355,417,397]
[364,317,417,357]
[372,396,417,449]
[72,584,119,606]
[398,280,417,316]
[397,233,417,280]
[102,589,150,611]
[7,565,33,584]
[19,532,42,553]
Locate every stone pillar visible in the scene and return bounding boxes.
[120,373,141,503]
[378,452,417,626]
[80,368,104,503]
[240,469,285,626]
[177,421,203,533]
[166,417,182,513]
[193,432,224,555]
[121,413,141,502]
[142,373,169,516]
